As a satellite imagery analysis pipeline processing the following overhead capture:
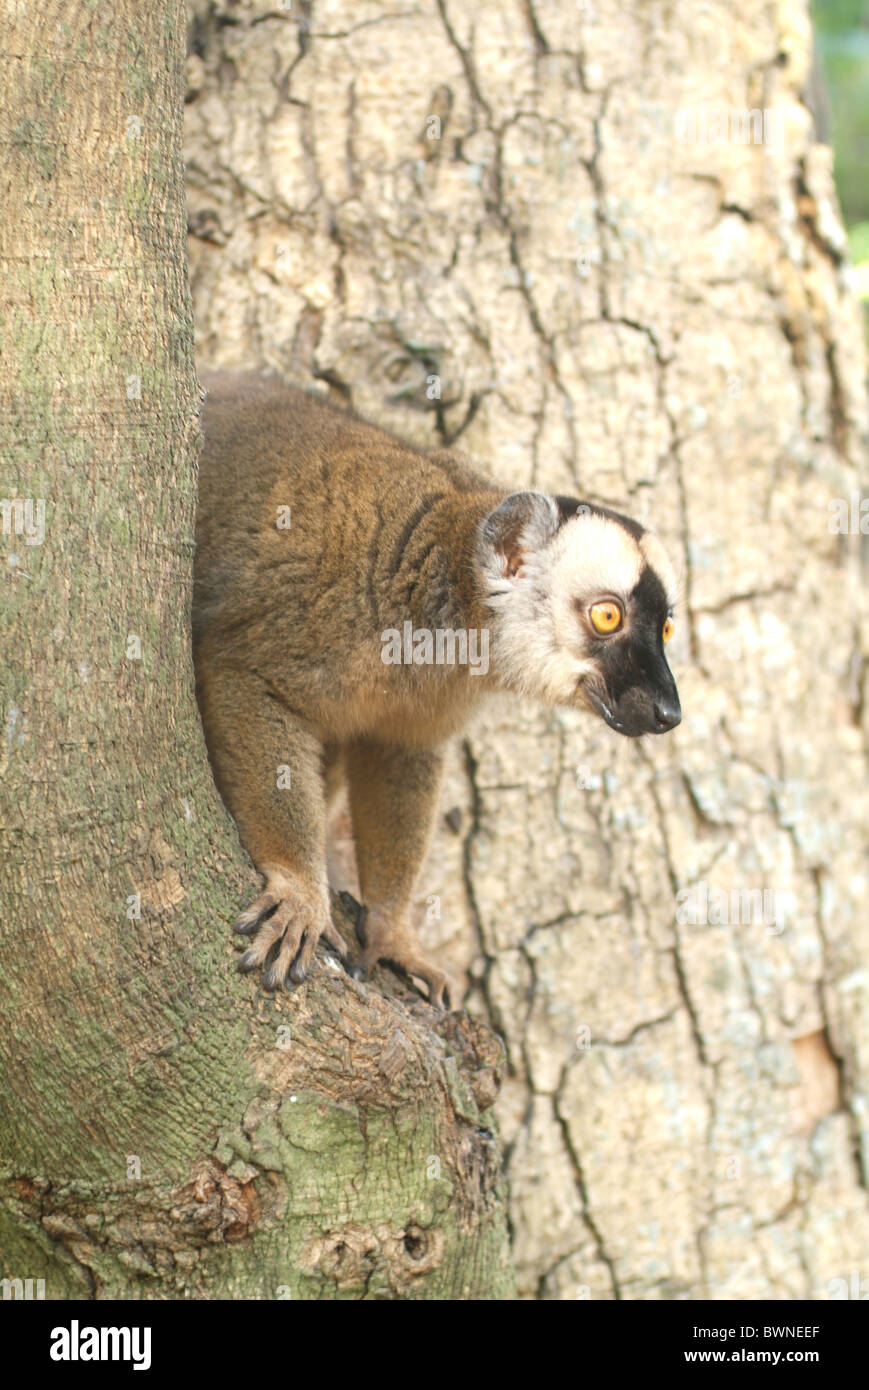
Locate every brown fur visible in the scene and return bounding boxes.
[194,372,505,1003]
[193,371,680,1004]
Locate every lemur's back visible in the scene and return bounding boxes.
[193,370,499,721]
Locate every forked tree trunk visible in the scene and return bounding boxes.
[185,0,869,1298]
[0,0,513,1299]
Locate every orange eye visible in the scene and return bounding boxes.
[589,600,623,635]
[663,616,675,643]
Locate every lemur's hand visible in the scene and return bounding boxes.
[234,867,347,991]
[349,905,454,1010]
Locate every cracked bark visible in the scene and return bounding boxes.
[185,0,869,1299]
[0,0,513,1300]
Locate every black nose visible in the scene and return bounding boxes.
[653,697,681,732]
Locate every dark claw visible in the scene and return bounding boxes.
[289,960,308,984]
[349,963,368,982]
[354,905,369,948]
[234,916,259,936]
[338,889,363,919]
[238,950,258,973]
[262,966,282,991]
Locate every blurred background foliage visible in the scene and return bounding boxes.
[814,1,869,302]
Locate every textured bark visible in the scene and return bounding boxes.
[186,0,869,1299]
[0,0,513,1299]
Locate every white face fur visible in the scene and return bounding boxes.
[477,492,681,733]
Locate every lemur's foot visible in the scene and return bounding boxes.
[349,907,454,1009]
[234,868,347,991]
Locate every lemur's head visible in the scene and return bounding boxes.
[477,491,681,737]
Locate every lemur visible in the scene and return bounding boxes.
[193,372,681,1007]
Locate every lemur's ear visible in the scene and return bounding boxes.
[479,491,561,579]
[553,495,593,524]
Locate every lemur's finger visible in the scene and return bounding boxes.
[321,919,349,958]
[262,906,311,990]
[288,922,320,984]
[238,901,293,975]
[234,889,280,935]
[414,964,453,1010]
[351,943,454,1010]
[406,960,454,1009]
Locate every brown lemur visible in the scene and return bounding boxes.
[193,371,681,1007]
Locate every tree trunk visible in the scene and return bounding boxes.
[185,0,869,1298]
[0,0,513,1300]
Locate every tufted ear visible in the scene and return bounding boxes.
[479,490,561,579]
